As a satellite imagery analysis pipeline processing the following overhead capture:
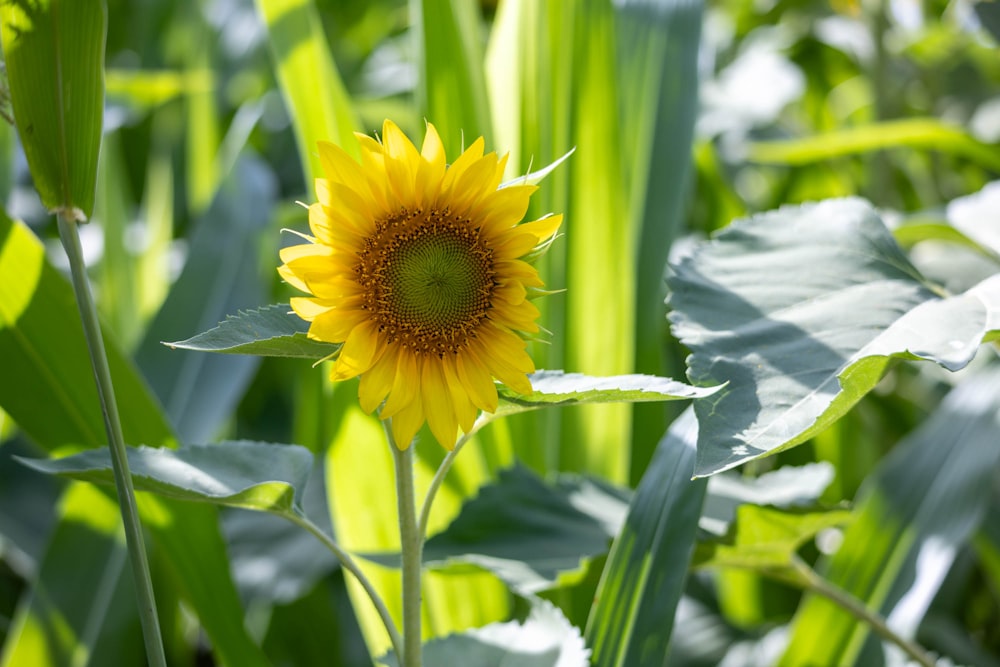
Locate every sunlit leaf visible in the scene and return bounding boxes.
[495,371,721,417]
[0,0,105,219]
[20,441,313,515]
[667,198,1000,476]
[378,599,590,667]
[166,303,340,360]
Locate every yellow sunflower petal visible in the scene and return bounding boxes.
[391,391,424,450]
[477,185,538,237]
[441,136,485,193]
[332,319,383,380]
[318,140,370,197]
[417,122,446,205]
[382,120,420,205]
[455,346,499,413]
[442,355,478,433]
[450,154,500,214]
[490,299,541,333]
[422,360,459,448]
[359,347,397,413]
[289,297,332,321]
[516,213,563,243]
[494,259,544,287]
[381,350,419,418]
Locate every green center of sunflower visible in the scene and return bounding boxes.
[357,209,496,357]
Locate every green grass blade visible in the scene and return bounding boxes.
[0,0,106,219]
[412,0,492,148]
[585,408,706,666]
[256,0,359,183]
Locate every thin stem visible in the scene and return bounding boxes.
[417,431,473,542]
[285,511,403,660]
[789,556,936,667]
[56,214,167,667]
[387,423,422,667]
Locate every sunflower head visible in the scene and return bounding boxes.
[279,120,562,449]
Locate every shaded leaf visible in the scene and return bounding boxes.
[585,407,707,667]
[166,303,339,360]
[496,370,720,417]
[667,198,1000,476]
[378,599,590,667]
[367,464,627,595]
[19,441,313,515]
[0,0,105,219]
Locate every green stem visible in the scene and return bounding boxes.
[789,556,936,667]
[387,424,422,667]
[56,214,167,667]
[285,511,403,660]
[417,431,472,542]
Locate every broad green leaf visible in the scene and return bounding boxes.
[256,0,359,183]
[0,0,105,219]
[412,0,492,149]
[408,465,628,595]
[378,599,590,667]
[585,408,706,667]
[0,213,269,666]
[974,0,1000,42]
[780,367,1000,667]
[20,441,313,516]
[946,180,1000,257]
[495,371,720,417]
[666,198,1000,476]
[167,304,340,360]
[136,157,272,443]
[748,119,1000,173]
[693,505,852,575]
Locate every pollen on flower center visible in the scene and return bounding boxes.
[357,207,497,357]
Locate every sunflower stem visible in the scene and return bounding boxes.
[285,510,404,660]
[56,214,167,667]
[387,424,422,667]
[417,431,473,542]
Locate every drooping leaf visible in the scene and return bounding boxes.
[166,303,339,360]
[779,367,1000,667]
[666,198,1000,476]
[495,371,720,417]
[585,408,706,667]
[378,599,590,667]
[19,441,313,516]
[0,0,106,219]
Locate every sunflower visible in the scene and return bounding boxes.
[279,120,562,449]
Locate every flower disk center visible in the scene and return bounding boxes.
[358,209,496,356]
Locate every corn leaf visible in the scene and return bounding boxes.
[0,0,106,219]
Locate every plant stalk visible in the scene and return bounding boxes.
[56,214,167,667]
[388,424,422,667]
[286,511,404,660]
[790,556,936,667]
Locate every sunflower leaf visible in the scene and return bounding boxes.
[18,441,313,516]
[500,148,576,189]
[378,599,590,667]
[165,303,340,359]
[495,370,720,416]
[667,198,1000,477]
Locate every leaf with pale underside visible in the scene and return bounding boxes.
[165,304,340,359]
[667,198,1000,476]
[496,370,721,416]
[19,441,313,515]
